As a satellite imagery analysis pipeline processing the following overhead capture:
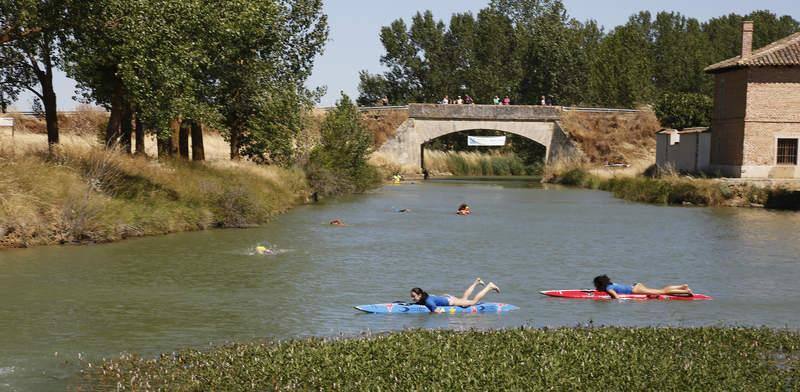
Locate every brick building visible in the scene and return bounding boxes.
[705,21,800,178]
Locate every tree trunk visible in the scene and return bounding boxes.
[120,104,133,154]
[191,121,205,161]
[134,116,145,155]
[105,86,123,147]
[178,120,190,159]
[41,78,59,150]
[168,118,180,156]
[156,127,170,159]
[229,126,241,160]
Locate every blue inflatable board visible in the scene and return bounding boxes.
[355,302,519,314]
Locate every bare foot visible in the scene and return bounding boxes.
[489,282,500,293]
[475,277,486,286]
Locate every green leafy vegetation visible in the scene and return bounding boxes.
[544,165,800,209]
[306,94,382,197]
[80,327,800,391]
[359,2,799,108]
[654,92,713,129]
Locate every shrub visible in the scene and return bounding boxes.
[654,92,713,130]
[307,93,381,196]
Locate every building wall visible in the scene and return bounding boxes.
[740,122,800,178]
[746,67,800,123]
[710,70,748,166]
[710,66,800,178]
[710,120,745,166]
[656,131,711,173]
[697,132,711,172]
[740,67,800,177]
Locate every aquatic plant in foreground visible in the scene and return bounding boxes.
[79,327,800,391]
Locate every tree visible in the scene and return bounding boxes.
[64,0,216,153]
[704,11,800,62]
[357,70,389,106]
[307,93,377,195]
[1,0,66,150]
[588,14,655,107]
[654,92,712,129]
[204,0,327,160]
[469,8,520,103]
[652,12,714,95]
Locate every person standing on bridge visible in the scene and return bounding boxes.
[540,95,547,106]
[493,95,501,105]
[456,96,463,104]
[381,96,389,106]
[502,96,511,105]
[441,95,450,105]
[464,95,474,105]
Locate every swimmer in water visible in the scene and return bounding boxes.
[330,219,345,226]
[397,208,411,213]
[255,245,274,255]
[456,203,471,215]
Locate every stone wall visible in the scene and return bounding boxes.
[409,104,561,121]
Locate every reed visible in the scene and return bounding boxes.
[423,150,540,176]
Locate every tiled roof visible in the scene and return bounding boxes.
[705,31,800,73]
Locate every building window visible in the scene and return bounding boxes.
[777,138,798,165]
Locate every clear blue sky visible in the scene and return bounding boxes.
[14,0,799,110]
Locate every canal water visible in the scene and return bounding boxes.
[1,180,800,390]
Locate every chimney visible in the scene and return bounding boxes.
[741,21,754,58]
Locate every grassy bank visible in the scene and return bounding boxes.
[545,165,800,210]
[79,327,800,390]
[424,150,541,176]
[0,146,308,248]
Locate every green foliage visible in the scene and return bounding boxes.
[361,3,800,108]
[62,0,327,157]
[307,93,380,196]
[80,327,800,391]
[356,70,390,106]
[654,92,713,129]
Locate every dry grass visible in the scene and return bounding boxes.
[360,109,408,148]
[0,143,308,248]
[6,104,108,135]
[559,110,660,166]
[1,125,230,161]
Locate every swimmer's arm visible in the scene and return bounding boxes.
[424,298,442,313]
[606,289,619,299]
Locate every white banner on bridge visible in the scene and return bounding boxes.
[467,136,506,146]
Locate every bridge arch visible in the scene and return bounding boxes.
[377,104,575,169]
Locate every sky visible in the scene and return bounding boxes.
[11,0,800,111]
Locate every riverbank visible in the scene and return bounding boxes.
[0,146,309,248]
[79,327,800,390]
[545,166,800,210]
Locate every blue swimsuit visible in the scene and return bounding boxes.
[606,283,634,295]
[423,295,451,311]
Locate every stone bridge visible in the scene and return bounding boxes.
[376,103,576,169]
